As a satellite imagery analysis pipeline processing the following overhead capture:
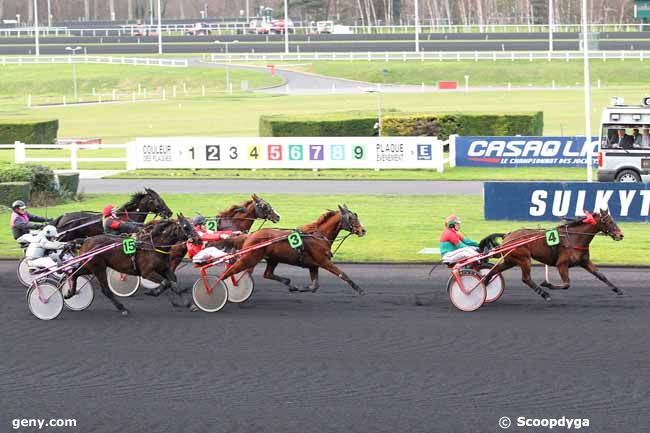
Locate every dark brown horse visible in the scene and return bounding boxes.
[482,207,624,301]
[70,214,200,315]
[54,188,173,241]
[216,205,367,295]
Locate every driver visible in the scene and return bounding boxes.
[102,204,144,235]
[25,225,69,271]
[439,215,480,264]
[188,215,241,264]
[10,200,51,240]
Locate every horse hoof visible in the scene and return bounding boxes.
[121,309,129,317]
[614,289,624,296]
[540,281,552,289]
[542,294,552,302]
[357,289,366,296]
[189,304,199,312]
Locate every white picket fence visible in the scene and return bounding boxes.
[0,142,135,171]
[212,50,650,63]
[0,56,188,67]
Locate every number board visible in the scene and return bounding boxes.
[122,238,136,255]
[205,219,217,232]
[545,229,560,246]
[134,138,444,170]
[288,232,303,249]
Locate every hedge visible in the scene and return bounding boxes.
[381,112,544,138]
[0,164,33,183]
[0,182,31,207]
[57,172,80,194]
[259,112,377,137]
[0,119,59,144]
[260,112,543,138]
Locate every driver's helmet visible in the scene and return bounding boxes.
[12,200,26,210]
[40,225,58,241]
[102,204,116,218]
[193,215,207,227]
[444,215,461,228]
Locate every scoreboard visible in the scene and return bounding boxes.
[132,137,446,170]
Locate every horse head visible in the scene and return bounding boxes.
[176,213,201,245]
[252,193,281,223]
[591,206,624,241]
[142,188,173,219]
[338,204,366,237]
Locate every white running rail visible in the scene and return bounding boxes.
[0,56,188,67]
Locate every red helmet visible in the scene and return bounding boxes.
[102,204,115,217]
[444,214,461,228]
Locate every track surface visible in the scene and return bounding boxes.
[2,262,648,433]
[79,179,484,195]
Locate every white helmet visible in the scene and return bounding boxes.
[39,225,58,240]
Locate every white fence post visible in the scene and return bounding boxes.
[14,141,26,163]
[448,134,457,168]
[70,142,78,171]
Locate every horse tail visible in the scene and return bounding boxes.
[478,233,505,252]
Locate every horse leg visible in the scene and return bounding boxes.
[580,260,623,295]
[518,259,552,301]
[540,262,571,290]
[317,260,365,296]
[299,267,320,293]
[263,261,299,292]
[95,267,129,316]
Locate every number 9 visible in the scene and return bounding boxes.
[354,146,364,159]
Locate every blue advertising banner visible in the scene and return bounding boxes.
[484,182,650,222]
[455,136,598,167]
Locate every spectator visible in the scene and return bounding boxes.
[642,129,650,149]
[610,129,634,149]
[633,128,642,147]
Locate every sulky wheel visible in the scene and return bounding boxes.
[140,278,160,291]
[107,268,140,297]
[62,275,95,311]
[27,280,64,320]
[192,277,228,313]
[17,257,35,288]
[478,263,505,303]
[447,269,487,312]
[225,272,254,303]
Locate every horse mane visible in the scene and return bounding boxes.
[219,200,253,216]
[299,210,338,233]
[120,191,148,210]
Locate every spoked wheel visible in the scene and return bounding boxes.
[447,269,487,312]
[192,277,228,313]
[62,275,95,311]
[27,280,64,320]
[478,263,505,303]
[17,257,35,288]
[107,268,140,297]
[225,272,254,303]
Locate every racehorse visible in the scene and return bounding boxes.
[166,193,281,272]
[70,214,200,315]
[215,205,367,295]
[53,188,173,241]
[481,207,624,301]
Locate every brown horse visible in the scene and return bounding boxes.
[482,207,624,301]
[71,214,200,315]
[215,205,367,295]
[165,193,280,272]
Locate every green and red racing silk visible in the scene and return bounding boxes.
[439,227,478,256]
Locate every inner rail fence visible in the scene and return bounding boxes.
[0,55,188,67]
[211,50,650,63]
[2,23,650,37]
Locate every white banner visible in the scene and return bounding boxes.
[132,137,446,170]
